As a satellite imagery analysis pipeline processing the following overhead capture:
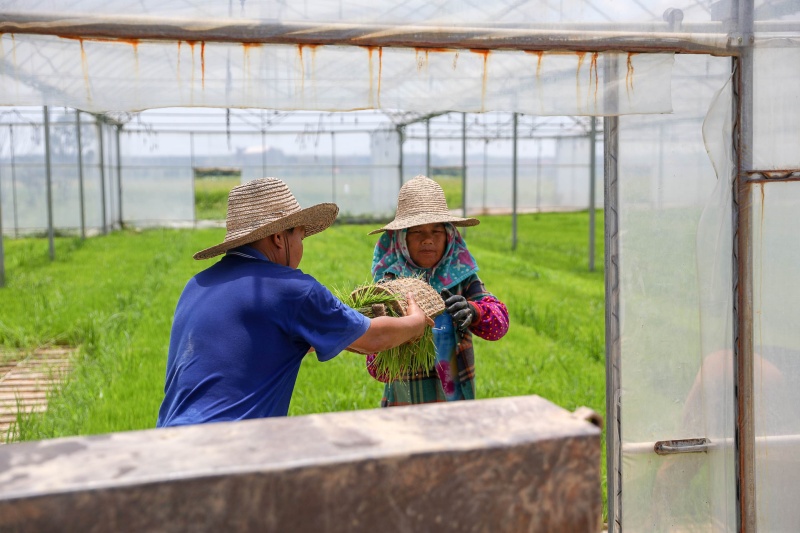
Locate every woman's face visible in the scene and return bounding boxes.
[406,223,447,269]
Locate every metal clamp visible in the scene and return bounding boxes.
[654,437,709,455]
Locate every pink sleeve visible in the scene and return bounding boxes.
[365,353,390,383]
[468,295,509,341]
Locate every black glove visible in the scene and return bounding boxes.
[441,288,475,332]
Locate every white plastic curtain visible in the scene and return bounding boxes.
[0,0,706,115]
[0,37,675,116]
[618,40,800,532]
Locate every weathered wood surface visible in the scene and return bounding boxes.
[0,395,601,532]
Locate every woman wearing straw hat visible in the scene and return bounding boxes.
[367,175,509,406]
[157,178,432,427]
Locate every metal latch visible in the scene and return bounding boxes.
[654,437,709,455]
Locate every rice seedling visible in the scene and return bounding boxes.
[333,278,442,382]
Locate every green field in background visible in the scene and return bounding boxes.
[194,176,240,219]
[194,175,464,221]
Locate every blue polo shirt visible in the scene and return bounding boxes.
[157,246,370,427]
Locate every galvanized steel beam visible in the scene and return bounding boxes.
[0,12,737,55]
[733,0,756,530]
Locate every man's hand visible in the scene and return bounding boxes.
[441,288,475,332]
[405,293,435,329]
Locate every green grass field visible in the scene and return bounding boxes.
[0,212,605,511]
[194,176,240,219]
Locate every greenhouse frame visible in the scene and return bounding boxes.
[1,1,799,531]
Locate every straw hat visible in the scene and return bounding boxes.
[194,178,338,260]
[369,174,479,235]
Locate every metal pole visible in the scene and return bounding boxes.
[115,125,123,227]
[536,140,542,213]
[398,126,404,190]
[461,112,467,219]
[43,106,55,260]
[261,130,267,178]
[96,116,107,235]
[657,123,664,209]
[512,113,518,251]
[189,131,196,224]
[76,109,86,239]
[10,125,18,238]
[733,0,756,530]
[0,15,741,56]
[604,55,621,533]
[0,151,5,287]
[330,132,336,203]
[588,117,597,272]
[426,118,431,178]
[482,139,488,213]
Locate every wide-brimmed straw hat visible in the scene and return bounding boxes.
[194,178,338,260]
[369,175,479,235]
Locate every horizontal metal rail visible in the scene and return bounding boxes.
[624,433,800,455]
[744,169,800,183]
[0,11,740,55]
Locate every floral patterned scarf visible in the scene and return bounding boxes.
[371,224,478,292]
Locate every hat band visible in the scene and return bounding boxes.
[395,208,451,218]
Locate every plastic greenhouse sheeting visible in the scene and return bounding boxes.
[0,0,707,115]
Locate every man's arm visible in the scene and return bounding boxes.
[347,293,433,354]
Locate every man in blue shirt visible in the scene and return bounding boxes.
[157,178,430,427]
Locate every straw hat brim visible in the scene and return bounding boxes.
[368,213,480,235]
[193,203,338,260]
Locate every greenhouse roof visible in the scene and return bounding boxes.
[1,1,796,115]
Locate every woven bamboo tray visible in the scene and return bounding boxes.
[350,277,445,319]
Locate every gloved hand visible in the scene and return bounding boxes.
[441,288,476,332]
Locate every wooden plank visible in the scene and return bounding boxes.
[0,347,76,443]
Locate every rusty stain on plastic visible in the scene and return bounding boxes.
[61,35,144,100]
[78,39,92,105]
[531,51,544,78]
[185,41,205,90]
[185,40,198,102]
[470,49,490,112]
[10,34,21,99]
[530,51,544,114]
[60,35,140,46]
[414,48,425,72]
[242,42,261,99]
[297,44,306,104]
[377,47,383,108]
[242,42,261,75]
[590,52,599,103]
[311,45,320,106]
[200,41,206,89]
[296,44,322,106]
[364,46,377,108]
[413,47,451,73]
[626,53,636,94]
[576,52,586,111]
[130,39,139,81]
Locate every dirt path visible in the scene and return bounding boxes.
[0,347,74,442]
